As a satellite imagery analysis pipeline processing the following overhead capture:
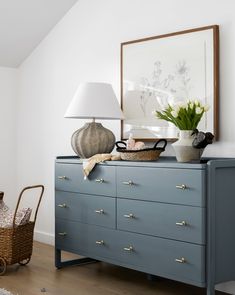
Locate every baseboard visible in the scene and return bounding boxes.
[34,230,55,245]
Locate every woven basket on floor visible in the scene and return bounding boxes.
[116,139,167,161]
[0,185,44,275]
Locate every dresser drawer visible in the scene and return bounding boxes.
[55,163,116,196]
[55,219,87,253]
[56,220,205,285]
[55,220,119,260]
[117,199,205,244]
[117,166,205,206]
[116,230,205,285]
[55,191,116,229]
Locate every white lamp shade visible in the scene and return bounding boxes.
[64,82,124,120]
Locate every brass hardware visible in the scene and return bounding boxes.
[95,178,104,183]
[57,204,67,208]
[58,232,67,236]
[176,221,187,226]
[124,213,134,218]
[176,184,187,190]
[96,240,104,245]
[175,257,186,263]
[58,176,67,180]
[122,181,133,186]
[124,246,133,251]
[95,209,104,214]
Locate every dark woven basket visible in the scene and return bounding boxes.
[0,222,35,265]
[116,139,167,161]
[0,185,44,275]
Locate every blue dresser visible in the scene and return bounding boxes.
[55,156,235,295]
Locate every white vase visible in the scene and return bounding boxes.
[172,130,204,163]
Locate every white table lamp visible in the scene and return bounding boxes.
[64,82,124,158]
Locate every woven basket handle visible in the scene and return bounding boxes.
[13,185,44,228]
[153,139,167,150]
[115,141,127,149]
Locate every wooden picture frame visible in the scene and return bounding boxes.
[121,25,219,141]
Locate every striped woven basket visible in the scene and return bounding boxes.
[116,139,167,161]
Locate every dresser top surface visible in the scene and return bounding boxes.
[55,156,235,169]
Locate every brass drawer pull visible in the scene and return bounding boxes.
[124,213,134,218]
[57,204,67,208]
[95,209,104,214]
[58,232,67,236]
[58,176,67,180]
[96,240,104,245]
[122,181,133,186]
[175,257,186,263]
[176,184,187,190]
[124,246,133,251]
[176,221,187,226]
[95,178,104,183]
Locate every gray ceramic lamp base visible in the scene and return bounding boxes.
[71,122,115,158]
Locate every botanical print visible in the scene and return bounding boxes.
[121,27,216,140]
[139,60,192,118]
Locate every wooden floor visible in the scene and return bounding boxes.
[0,242,230,295]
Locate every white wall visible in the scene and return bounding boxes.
[16,0,235,292]
[0,67,18,208]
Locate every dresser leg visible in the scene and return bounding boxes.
[55,248,97,269]
[55,248,62,268]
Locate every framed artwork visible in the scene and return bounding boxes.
[121,25,219,141]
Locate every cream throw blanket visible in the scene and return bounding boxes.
[83,153,121,179]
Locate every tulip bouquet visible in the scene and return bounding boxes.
[155,100,210,130]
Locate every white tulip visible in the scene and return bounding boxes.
[184,103,188,111]
[204,104,210,112]
[196,107,203,114]
[171,110,178,118]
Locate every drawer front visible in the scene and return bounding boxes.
[117,199,205,244]
[117,166,205,206]
[55,219,87,253]
[55,220,119,260]
[55,163,116,196]
[56,221,205,285]
[116,230,205,285]
[55,191,116,229]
